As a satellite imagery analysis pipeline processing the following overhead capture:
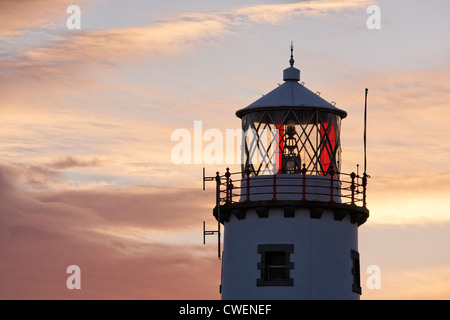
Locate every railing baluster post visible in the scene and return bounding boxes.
[350,172,356,205]
[225,168,230,204]
[215,171,221,204]
[301,164,307,201]
[272,174,277,201]
[246,166,251,202]
[329,168,335,203]
[229,179,233,203]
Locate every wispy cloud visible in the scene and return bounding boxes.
[0,0,371,85]
[233,0,371,24]
[0,19,228,86]
[0,0,60,38]
[50,156,103,169]
[0,0,91,39]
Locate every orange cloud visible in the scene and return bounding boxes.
[0,0,90,39]
[0,0,373,88]
[361,264,450,300]
[0,19,228,85]
[323,69,450,225]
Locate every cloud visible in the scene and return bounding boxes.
[0,18,228,87]
[1,162,214,229]
[361,264,450,300]
[22,165,62,190]
[50,156,103,169]
[0,0,372,87]
[233,0,371,24]
[325,68,450,170]
[325,69,450,225]
[0,163,63,191]
[2,160,107,191]
[34,187,215,232]
[2,162,449,299]
[359,222,450,299]
[361,263,450,300]
[0,164,220,299]
[39,18,227,61]
[0,0,61,38]
[1,0,448,300]
[0,0,92,39]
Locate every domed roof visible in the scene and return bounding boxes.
[236,46,347,119]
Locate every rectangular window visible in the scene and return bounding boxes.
[257,244,294,286]
[266,251,287,280]
[351,249,362,294]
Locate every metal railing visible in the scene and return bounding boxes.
[214,165,368,208]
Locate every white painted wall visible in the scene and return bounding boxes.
[221,208,359,300]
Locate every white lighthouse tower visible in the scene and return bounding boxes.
[205,46,369,300]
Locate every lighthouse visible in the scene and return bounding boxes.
[205,45,369,300]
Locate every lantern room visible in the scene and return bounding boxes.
[236,46,346,178]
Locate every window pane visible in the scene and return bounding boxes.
[268,267,286,280]
[257,244,294,286]
[266,251,287,280]
[267,251,286,266]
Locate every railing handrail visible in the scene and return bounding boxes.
[215,166,369,208]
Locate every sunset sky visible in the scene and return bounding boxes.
[1,0,449,299]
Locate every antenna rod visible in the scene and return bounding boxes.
[203,167,205,190]
[364,88,368,174]
[216,172,221,260]
[202,168,221,259]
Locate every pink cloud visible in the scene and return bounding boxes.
[0,164,221,299]
[2,163,449,299]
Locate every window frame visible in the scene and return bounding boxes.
[257,244,294,286]
[351,249,362,294]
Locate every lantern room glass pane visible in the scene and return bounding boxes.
[241,109,342,177]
